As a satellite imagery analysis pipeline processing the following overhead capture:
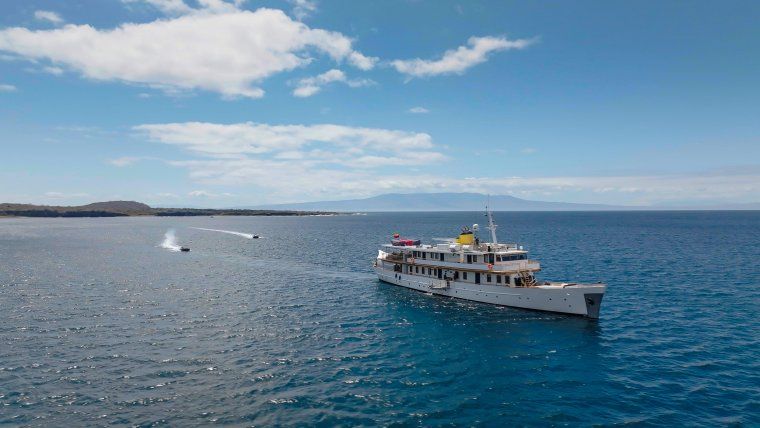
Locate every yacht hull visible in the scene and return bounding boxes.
[375,266,605,318]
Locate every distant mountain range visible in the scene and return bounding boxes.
[241,192,760,212]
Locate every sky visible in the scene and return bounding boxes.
[0,0,758,208]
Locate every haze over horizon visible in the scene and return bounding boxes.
[1,0,758,208]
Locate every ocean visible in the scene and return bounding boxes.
[1,212,758,426]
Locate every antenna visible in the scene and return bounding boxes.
[486,195,498,244]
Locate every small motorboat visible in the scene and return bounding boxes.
[252,235,260,239]
[180,247,190,252]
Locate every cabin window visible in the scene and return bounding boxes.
[428,268,432,275]
[466,255,472,264]
[519,254,526,260]
[486,274,492,283]
[422,252,426,259]
[515,277,523,287]
[440,253,444,261]
[497,275,502,283]
[415,266,419,274]
[496,255,501,262]
[463,272,468,280]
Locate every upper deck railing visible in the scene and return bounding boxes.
[382,242,523,254]
[378,251,540,272]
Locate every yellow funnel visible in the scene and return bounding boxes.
[456,232,474,245]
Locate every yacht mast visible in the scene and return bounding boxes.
[486,196,498,244]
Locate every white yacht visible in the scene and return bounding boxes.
[374,208,606,318]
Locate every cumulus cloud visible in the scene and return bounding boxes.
[34,10,64,24]
[0,8,377,98]
[292,69,374,97]
[408,106,429,113]
[0,83,17,92]
[391,35,535,78]
[289,0,317,20]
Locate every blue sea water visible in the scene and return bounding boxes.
[0,211,758,426]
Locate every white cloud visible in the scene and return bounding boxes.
[0,8,376,98]
[289,0,317,21]
[43,66,64,75]
[34,10,64,25]
[134,121,438,157]
[133,121,450,198]
[122,0,194,15]
[391,35,535,78]
[521,147,537,154]
[108,156,146,167]
[188,190,234,197]
[122,0,246,15]
[0,83,17,92]
[408,106,429,113]
[292,69,374,97]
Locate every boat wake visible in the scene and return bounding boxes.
[191,227,257,239]
[161,229,182,251]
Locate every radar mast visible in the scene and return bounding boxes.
[486,196,498,244]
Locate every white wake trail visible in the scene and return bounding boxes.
[191,227,255,239]
[161,229,181,251]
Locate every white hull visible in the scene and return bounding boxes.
[375,266,605,318]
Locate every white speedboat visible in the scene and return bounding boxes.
[373,208,606,318]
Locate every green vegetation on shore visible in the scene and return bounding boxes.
[0,201,334,218]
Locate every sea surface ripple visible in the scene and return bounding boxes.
[0,212,758,426]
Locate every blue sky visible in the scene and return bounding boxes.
[1,0,758,207]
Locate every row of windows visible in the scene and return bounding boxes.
[405,264,515,285]
[411,250,445,261]
[498,254,528,261]
[412,250,527,263]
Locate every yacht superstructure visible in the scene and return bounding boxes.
[374,209,606,318]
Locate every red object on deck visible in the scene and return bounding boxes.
[391,238,421,246]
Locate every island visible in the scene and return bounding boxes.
[0,201,335,218]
